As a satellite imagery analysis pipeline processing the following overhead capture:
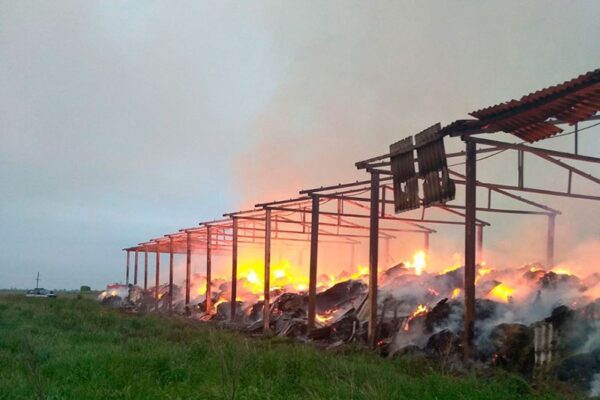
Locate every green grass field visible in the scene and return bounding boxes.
[0,294,580,400]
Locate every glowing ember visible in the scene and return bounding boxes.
[315,313,334,324]
[428,287,440,297]
[403,304,430,332]
[412,304,429,317]
[475,265,494,284]
[489,283,515,303]
[477,268,493,276]
[213,298,227,308]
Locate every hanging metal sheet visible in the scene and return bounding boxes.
[415,123,455,206]
[390,136,419,212]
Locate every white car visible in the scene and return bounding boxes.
[25,288,56,298]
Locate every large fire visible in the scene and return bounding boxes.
[103,243,600,380]
[185,249,439,310]
[145,246,599,340]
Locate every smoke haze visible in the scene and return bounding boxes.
[1,1,600,289]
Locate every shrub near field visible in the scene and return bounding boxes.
[0,295,580,400]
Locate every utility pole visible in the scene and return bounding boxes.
[35,272,40,289]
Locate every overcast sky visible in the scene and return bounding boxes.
[1,1,599,289]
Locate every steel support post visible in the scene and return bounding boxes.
[125,250,130,285]
[206,226,212,314]
[155,247,160,310]
[368,171,380,348]
[263,209,272,333]
[185,231,192,307]
[463,140,477,359]
[307,196,320,331]
[134,250,139,286]
[546,214,556,268]
[231,218,238,321]
[143,248,148,290]
[518,150,524,189]
[169,238,174,313]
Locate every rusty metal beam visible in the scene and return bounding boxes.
[206,226,212,314]
[443,204,552,216]
[134,250,139,286]
[361,146,503,169]
[343,199,436,233]
[307,196,319,332]
[155,247,160,310]
[143,248,148,290]
[316,193,490,226]
[255,196,312,208]
[452,178,600,202]
[535,152,600,186]
[265,206,476,226]
[231,217,238,322]
[368,172,380,348]
[300,178,384,195]
[466,136,600,164]
[449,170,560,213]
[463,140,477,359]
[263,209,272,333]
[169,237,174,313]
[125,250,130,285]
[185,231,192,307]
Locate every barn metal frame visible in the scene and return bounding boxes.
[122,68,600,356]
[356,68,600,354]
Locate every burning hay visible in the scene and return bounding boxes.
[99,252,600,389]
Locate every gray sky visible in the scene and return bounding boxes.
[1,1,599,289]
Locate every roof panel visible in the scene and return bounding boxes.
[469,68,600,142]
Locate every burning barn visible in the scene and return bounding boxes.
[103,69,600,390]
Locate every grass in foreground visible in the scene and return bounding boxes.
[0,295,578,400]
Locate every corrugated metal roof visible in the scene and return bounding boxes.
[469,69,600,142]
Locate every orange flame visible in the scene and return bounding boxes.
[489,283,514,303]
[439,253,463,275]
[315,313,334,324]
[213,297,227,309]
[405,250,427,276]
[403,304,430,332]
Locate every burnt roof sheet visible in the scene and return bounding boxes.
[469,68,600,142]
